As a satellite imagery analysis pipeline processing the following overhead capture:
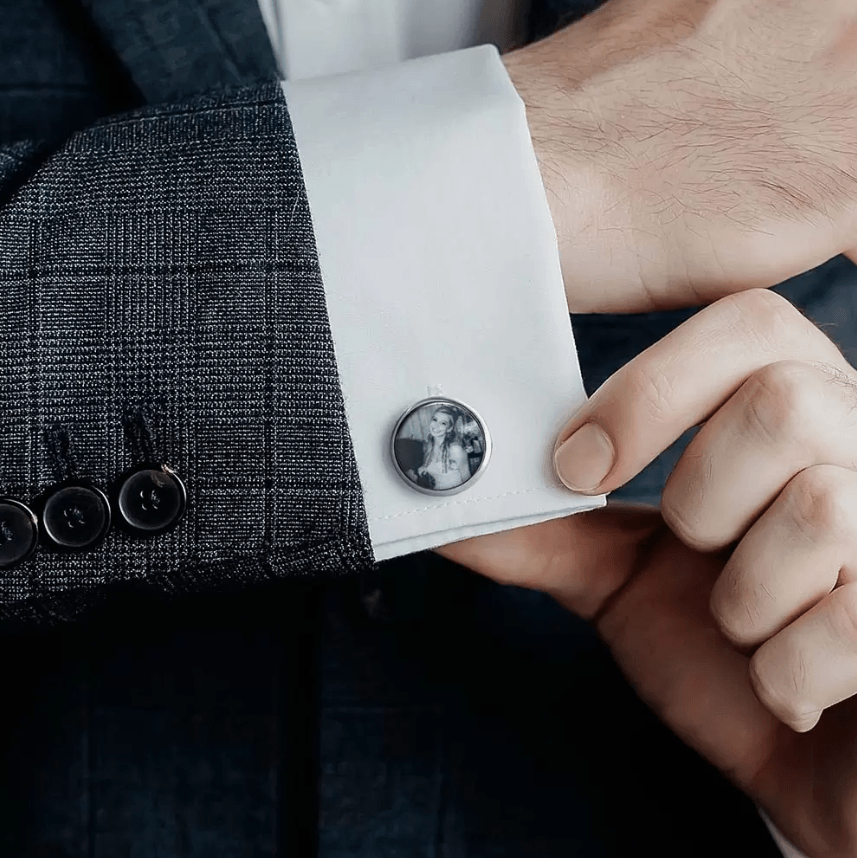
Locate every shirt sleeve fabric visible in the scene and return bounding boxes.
[284,45,604,561]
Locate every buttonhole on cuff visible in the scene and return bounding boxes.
[45,423,79,483]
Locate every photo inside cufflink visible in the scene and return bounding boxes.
[392,397,491,495]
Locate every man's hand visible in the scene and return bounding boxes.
[504,0,857,313]
[441,290,857,857]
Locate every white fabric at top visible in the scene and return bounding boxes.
[258,0,529,79]
[283,46,604,558]
[759,811,811,858]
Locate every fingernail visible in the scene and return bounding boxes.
[554,423,614,492]
[787,712,822,734]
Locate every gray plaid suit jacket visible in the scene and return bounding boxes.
[0,0,373,624]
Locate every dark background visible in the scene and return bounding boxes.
[0,559,784,858]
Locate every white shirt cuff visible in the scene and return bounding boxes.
[760,809,812,858]
[282,45,604,561]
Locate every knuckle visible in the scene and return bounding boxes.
[724,288,802,348]
[826,586,857,651]
[710,559,772,648]
[710,585,755,648]
[660,488,713,551]
[750,644,814,726]
[740,361,818,446]
[784,465,852,539]
[719,288,843,368]
[710,592,746,648]
[812,360,857,417]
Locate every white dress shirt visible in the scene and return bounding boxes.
[254,2,806,856]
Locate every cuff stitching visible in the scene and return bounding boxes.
[370,485,567,523]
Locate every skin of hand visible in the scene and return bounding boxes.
[441,289,857,857]
[502,0,857,313]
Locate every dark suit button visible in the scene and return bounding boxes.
[0,498,39,568]
[116,466,186,536]
[40,483,111,550]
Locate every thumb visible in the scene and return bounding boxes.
[553,290,846,495]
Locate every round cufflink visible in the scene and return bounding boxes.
[114,464,187,537]
[0,498,39,569]
[38,482,112,551]
[391,397,491,496]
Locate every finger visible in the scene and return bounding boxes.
[750,580,857,733]
[710,465,857,649]
[593,525,782,790]
[661,360,857,551]
[553,289,848,495]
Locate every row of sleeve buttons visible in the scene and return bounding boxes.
[0,465,186,569]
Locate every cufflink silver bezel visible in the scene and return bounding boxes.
[390,396,492,496]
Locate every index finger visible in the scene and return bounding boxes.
[554,289,848,494]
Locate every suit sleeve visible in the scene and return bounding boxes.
[0,83,373,625]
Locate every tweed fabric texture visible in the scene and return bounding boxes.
[0,83,373,625]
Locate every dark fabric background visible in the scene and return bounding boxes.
[0,563,787,858]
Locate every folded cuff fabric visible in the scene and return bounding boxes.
[284,46,605,561]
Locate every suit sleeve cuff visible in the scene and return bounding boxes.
[283,46,603,561]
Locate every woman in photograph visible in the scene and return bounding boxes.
[414,406,471,491]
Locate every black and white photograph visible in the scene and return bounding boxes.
[392,398,489,494]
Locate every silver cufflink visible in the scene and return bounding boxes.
[391,397,491,495]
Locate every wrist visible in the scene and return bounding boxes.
[501,19,668,314]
